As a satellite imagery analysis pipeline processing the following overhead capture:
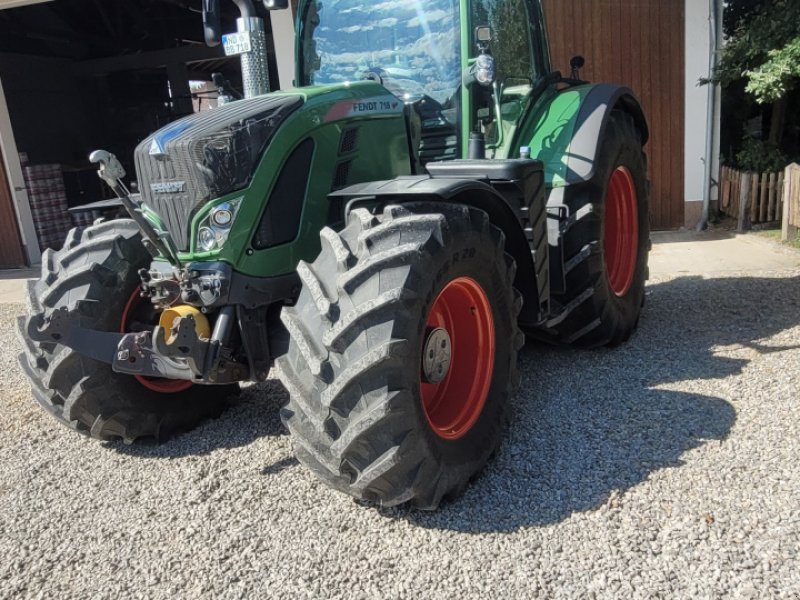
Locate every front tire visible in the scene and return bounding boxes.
[17,220,236,442]
[276,204,523,509]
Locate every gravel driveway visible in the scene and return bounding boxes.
[2,250,799,597]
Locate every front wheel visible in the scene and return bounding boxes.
[276,203,523,509]
[17,220,236,442]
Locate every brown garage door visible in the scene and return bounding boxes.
[0,146,26,268]
[542,0,685,230]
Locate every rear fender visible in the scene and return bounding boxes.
[330,177,543,326]
[523,83,648,189]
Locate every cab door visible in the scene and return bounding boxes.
[463,0,552,159]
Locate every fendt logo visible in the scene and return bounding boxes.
[150,181,186,194]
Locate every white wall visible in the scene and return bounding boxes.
[684,0,722,222]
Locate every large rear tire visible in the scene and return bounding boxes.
[547,109,650,347]
[17,220,236,443]
[276,204,523,509]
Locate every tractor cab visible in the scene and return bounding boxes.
[297,0,551,164]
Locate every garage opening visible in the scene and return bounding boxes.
[0,0,282,264]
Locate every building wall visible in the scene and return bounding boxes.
[543,0,686,229]
[544,0,723,229]
[684,0,722,229]
[0,77,41,265]
[0,132,26,267]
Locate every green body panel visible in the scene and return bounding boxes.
[516,84,595,188]
[168,82,410,276]
[462,77,597,189]
[459,0,471,159]
[484,83,540,159]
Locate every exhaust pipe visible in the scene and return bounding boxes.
[203,0,270,99]
[235,3,270,99]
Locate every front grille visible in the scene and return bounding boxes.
[134,94,303,250]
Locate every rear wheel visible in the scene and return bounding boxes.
[17,220,236,442]
[276,203,523,509]
[547,109,650,347]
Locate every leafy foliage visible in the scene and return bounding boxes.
[745,37,800,102]
[734,136,787,171]
[714,0,800,103]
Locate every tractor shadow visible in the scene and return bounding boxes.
[389,274,800,533]
[108,379,289,459]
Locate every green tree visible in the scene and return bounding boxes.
[713,0,800,146]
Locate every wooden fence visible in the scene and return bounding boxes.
[782,163,800,242]
[719,166,784,231]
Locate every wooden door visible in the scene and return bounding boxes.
[542,0,685,229]
[0,146,26,268]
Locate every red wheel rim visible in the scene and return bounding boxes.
[120,289,193,394]
[603,166,639,297]
[420,277,495,440]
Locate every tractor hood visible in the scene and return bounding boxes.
[134,94,304,251]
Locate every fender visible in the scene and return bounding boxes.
[522,83,649,189]
[329,176,545,327]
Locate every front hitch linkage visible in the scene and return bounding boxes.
[89,149,184,269]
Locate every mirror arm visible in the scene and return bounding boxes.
[203,0,221,47]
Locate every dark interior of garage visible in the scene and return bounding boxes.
[0,0,282,211]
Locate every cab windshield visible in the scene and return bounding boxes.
[300,0,462,105]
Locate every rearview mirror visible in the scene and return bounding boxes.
[570,55,585,79]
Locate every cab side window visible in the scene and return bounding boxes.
[472,0,534,84]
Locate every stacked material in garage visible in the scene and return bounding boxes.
[23,164,72,251]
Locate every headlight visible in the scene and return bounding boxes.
[197,198,242,251]
[198,227,217,251]
[211,206,233,227]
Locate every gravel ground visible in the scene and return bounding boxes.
[2,268,800,599]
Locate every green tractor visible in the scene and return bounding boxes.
[19,0,649,509]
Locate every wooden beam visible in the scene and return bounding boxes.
[767,172,777,222]
[738,172,751,232]
[749,173,759,225]
[73,44,225,77]
[783,164,798,242]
